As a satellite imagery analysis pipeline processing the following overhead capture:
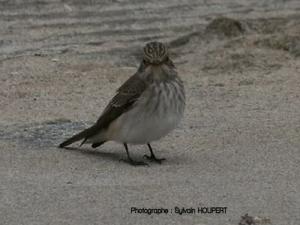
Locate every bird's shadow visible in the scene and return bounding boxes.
[61,146,192,166]
[62,146,124,162]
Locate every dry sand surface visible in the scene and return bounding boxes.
[0,1,300,225]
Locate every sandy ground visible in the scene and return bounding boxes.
[0,1,300,225]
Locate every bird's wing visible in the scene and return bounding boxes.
[59,73,146,148]
[96,73,147,128]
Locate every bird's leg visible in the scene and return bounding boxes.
[120,143,148,166]
[144,143,166,164]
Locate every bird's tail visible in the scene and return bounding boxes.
[59,127,93,148]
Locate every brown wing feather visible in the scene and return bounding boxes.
[59,73,146,148]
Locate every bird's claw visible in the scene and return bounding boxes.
[119,158,149,166]
[143,154,166,164]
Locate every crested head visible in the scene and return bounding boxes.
[143,42,168,65]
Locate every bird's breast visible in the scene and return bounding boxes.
[108,79,185,144]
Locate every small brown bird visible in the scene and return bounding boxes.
[59,42,185,166]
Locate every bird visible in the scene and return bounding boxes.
[59,41,185,166]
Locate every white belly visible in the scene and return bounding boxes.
[111,107,182,144]
[106,81,185,144]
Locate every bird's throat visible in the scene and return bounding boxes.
[147,64,174,82]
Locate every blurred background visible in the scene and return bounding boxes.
[1,0,299,65]
[0,1,299,225]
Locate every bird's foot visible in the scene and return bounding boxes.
[143,154,166,164]
[119,158,149,166]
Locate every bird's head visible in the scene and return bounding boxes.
[138,42,176,82]
[143,42,168,65]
